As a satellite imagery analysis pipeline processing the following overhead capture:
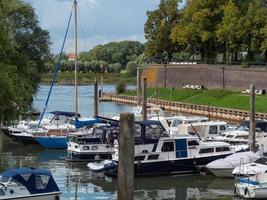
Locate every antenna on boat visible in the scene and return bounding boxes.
[74,0,78,119]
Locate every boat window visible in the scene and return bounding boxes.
[161,142,174,152]
[167,120,172,126]
[147,154,159,160]
[220,125,226,131]
[134,155,145,161]
[216,147,230,152]
[188,140,199,146]
[226,135,234,138]
[209,126,218,135]
[0,189,4,196]
[83,146,89,150]
[145,124,164,139]
[36,175,50,190]
[91,146,98,150]
[21,173,31,181]
[199,148,214,154]
[170,120,182,127]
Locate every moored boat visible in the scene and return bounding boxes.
[89,134,234,176]
[235,173,267,199]
[0,167,61,200]
[206,151,260,177]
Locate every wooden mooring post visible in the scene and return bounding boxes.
[118,113,135,200]
[142,77,147,121]
[249,84,256,152]
[94,77,98,118]
[137,67,141,106]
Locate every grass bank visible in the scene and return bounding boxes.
[41,72,136,85]
[123,88,267,113]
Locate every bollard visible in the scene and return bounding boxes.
[117,113,135,200]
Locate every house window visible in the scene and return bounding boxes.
[147,154,159,160]
[199,148,214,154]
[209,126,218,135]
[161,142,174,152]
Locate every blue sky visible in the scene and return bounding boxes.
[24,0,162,53]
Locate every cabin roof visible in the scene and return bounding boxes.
[50,111,81,117]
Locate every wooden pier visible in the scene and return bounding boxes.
[100,94,267,122]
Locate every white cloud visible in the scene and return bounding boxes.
[24,0,160,53]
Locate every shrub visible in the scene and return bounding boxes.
[126,61,138,76]
[116,82,126,94]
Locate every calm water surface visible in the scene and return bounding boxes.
[0,85,241,200]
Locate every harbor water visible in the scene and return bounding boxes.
[0,85,240,200]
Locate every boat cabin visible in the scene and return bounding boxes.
[175,121,228,139]
[0,167,60,199]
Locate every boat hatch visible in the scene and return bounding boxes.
[175,139,188,158]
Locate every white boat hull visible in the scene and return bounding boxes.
[208,168,233,178]
[235,183,267,199]
[0,192,61,200]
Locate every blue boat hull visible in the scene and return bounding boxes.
[35,136,67,149]
[105,154,232,176]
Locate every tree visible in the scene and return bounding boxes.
[216,0,242,63]
[144,0,180,61]
[171,0,225,62]
[126,61,138,76]
[0,0,50,122]
[240,0,267,62]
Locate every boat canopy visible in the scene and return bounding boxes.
[50,111,81,117]
[75,118,102,129]
[0,167,60,194]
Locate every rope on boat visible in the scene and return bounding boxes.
[36,5,74,130]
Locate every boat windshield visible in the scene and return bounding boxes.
[236,126,249,131]
[0,176,23,187]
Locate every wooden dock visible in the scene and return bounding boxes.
[100,94,267,122]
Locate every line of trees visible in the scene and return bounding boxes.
[0,0,50,122]
[45,41,146,76]
[145,0,267,64]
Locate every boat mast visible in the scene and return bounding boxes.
[74,0,78,118]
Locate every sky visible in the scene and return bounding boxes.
[23,0,162,53]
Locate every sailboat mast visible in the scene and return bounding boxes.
[74,0,78,118]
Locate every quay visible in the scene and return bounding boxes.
[100,94,267,122]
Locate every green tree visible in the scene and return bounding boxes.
[144,0,180,61]
[171,0,225,62]
[126,61,138,76]
[216,0,242,63]
[0,0,50,122]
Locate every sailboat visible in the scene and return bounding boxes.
[34,0,100,149]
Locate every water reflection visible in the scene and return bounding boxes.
[0,131,240,200]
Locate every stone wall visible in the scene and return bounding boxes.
[142,64,267,90]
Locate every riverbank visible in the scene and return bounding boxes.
[122,88,267,113]
[41,72,136,85]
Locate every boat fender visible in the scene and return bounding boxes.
[136,160,141,173]
[55,194,60,200]
[233,187,237,195]
[244,187,248,196]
